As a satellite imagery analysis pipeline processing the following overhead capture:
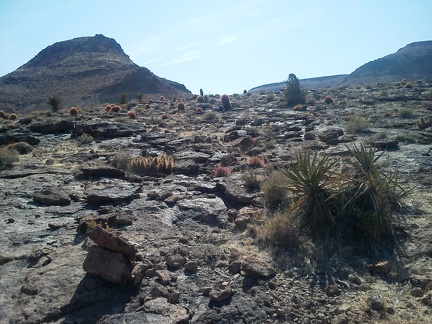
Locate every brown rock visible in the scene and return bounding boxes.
[184,260,198,273]
[241,258,276,278]
[166,254,186,269]
[209,282,233,302]
[87,227,137,260]
[83,245,133,284]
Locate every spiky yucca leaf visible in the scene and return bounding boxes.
[280,151,341,236]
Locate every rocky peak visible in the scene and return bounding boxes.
[19,34,136,70]
[0,35,190,112]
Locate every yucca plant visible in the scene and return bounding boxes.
[339,143,408,252]
[280,151,341,237]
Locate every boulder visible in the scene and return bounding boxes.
[83,245,133,284]
[241,258,276,278]
[87,226,137,260]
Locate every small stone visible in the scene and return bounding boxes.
[184,261,198,273]
[325,285,341,297]
[155,270,172,285]
[411,287,424,297]
[209,283,233,302]
[166,254,185,269]
[367,296,385,312]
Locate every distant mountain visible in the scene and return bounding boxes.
[338,41,432,86]
[0,34,191,112]
[249,75,347,93]
[250,41,432,93]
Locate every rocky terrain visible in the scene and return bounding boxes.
[0,35,190,113]
[1,80,432,323]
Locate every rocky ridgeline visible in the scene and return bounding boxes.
[1,82,432,323]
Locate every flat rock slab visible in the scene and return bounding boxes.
[87,227,137,260]
[33,188,71,206]
[85,178,142,205]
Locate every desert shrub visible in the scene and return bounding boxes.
[398,108,414,119]
[0,110,6,119]
[285,73,305,107]
[47,95,61,112]
[252,211,305,250]
[214,166,231,177]
[126,111,137,119]
[242,169,261,190]
[78,133,94,145]
[136,93,143,101]
[249,156,264,168]
[380,89,389,96]
[261,170,289,211]
[7,142,33,154]
[8,113,18,120]
[177,102,185,110]
[324,96,334,104]
[266,93,275,102]
[119,93,128,104]
[203,111,218,122]
[112,153,130,170]
[0,146,19,169]
[221,94,232,111]
[395,134,416,144]
[345,116,371,133]
[416,117,431,130]
[69,107,79,116]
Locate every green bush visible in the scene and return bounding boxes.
[47,95,61,112]
[398,108,415,119]
[285,73,305,107]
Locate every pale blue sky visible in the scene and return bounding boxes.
[0,0,431,94]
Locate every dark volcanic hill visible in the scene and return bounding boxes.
[0,34,191,112]
[250,41,432,92]
[249,75,347,93]
[338,41,432,86]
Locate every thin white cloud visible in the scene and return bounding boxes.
[155,49,207,68]
[218,35,237,46]
[143,54,166,65]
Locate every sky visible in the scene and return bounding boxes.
[0,0,431,95]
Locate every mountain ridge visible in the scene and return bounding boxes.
[0,34,191,112]
[250,40,432,93]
